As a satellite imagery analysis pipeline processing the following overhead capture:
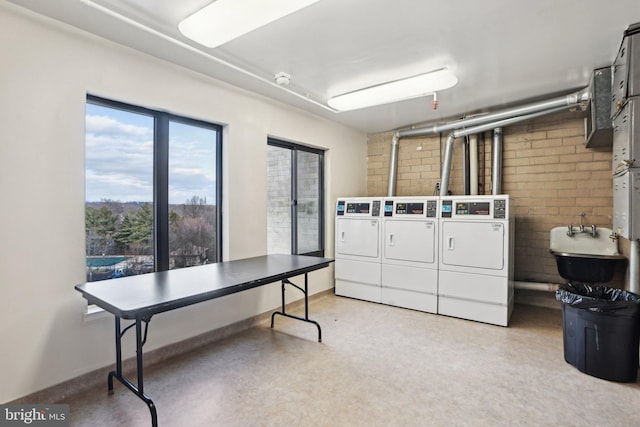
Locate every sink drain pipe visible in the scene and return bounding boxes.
[630,240,640,294]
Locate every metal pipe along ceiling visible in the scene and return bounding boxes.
[439,104,575,195]
[386,87,589,196]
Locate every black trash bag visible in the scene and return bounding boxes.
[556,282,640,316]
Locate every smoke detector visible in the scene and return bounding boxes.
[275,72,291,86]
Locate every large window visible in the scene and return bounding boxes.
[85,95,222,281]
[267,138,324,256]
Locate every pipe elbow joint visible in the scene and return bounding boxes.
[577,87,590,103]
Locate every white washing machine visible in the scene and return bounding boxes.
[381,197,439,313]
[438,195,514,326]
[335,197,383,303]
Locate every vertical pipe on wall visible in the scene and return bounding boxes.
[387,132,400,196]
[461,137,469,194]
[479,133,486,194]
[492,127,503,195]
[469,134,478,195]
[630,239,640,294]
[440,133,456,196]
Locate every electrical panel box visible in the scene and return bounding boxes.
[612,23,640,117]
[612,99,640,174]
[613,170,640,239]
[584,67,613,148]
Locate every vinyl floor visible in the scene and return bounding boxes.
[64,293,640,426]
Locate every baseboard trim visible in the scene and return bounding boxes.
[10,289,334,404]
[514,280,559,292]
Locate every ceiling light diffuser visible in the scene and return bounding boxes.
[179,0,321,48]
[327,68,458,111]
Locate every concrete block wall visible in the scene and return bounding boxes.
[266,146,320,254]
[267,146,292,254]
[367,110,626,288]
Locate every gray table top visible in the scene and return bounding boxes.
[75,254,334,319]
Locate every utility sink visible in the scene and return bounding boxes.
[549,226,626,283]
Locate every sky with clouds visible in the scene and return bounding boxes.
[85,104,217,205]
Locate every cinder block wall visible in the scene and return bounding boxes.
[367,110,626,287]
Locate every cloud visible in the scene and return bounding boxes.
[85,112,155,202]
[85,110,217,204]
[86,114,152,139]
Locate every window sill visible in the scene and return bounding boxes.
[83,304,111,322]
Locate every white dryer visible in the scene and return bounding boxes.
[381,197,439,313]
[335,197,383,303]
[438,195,514,326]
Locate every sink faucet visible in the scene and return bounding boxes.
[590,224,598,237]
[567,225,574,237]
[579,212,585,233]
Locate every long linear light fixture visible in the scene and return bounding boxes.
[179,0,321,48]
[328,68,458,111]
[79,0,336,112]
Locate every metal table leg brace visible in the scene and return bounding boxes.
[270,272,322,342]
[108,316,158,427]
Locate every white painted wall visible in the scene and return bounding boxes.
[0,4,367,403]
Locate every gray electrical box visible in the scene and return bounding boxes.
[612,22,640,117]
[612,99,640,174]
[613,169,640,239]
[585,66,613,148]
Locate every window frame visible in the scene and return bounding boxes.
[267,137,325,257]
[86,94,223,274]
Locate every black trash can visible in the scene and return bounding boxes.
[556,283,640,382]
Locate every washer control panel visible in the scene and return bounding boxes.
[441,197,509,219]
[337,199,381,216]
[384,199,438,217]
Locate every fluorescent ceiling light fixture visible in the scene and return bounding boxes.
[327,68,458,111]
[179,0,321,48]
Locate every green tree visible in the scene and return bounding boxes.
[114,213,134,251]
[86,205,118,255]
[113,203,153,254]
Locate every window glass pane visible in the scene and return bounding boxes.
[267,145,292,254]
[85,103,154,281]
[296,151,320,254]
[168,121,218,268]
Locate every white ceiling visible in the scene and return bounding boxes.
[7,0,640,133]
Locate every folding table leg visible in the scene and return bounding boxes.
[270,273,323,342]
[107,316,158,426]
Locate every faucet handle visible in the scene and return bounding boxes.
[590,224,598,237]
[567,225,574,237]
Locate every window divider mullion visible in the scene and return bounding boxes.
[154,114,170,272]
[291,148,298,255]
